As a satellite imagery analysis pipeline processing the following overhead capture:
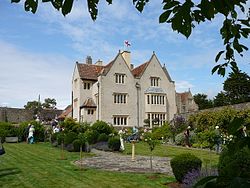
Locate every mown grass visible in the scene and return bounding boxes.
[123,142,219,167]
[0,143,174,188]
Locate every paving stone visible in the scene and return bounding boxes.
[74,149,173,175]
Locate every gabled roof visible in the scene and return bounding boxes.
[58,105,72,119]
[162,65,173,82]
[77,63,104,80]
[132,61,149,78]
[81,98,97,108]
[101,60,115,75]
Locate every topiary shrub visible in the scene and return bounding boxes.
[170,153,202,183]
[64,131,77,145]
[108,136,120,151]
[97,133,109,142]
[91,121,113,135]
[85,129,99,144]
[72,139,90,152]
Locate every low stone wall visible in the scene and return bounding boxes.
[179,102,250,119]
[0,107,63,123]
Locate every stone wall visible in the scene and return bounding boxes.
[0,107,63,123]
[178,102,250,120]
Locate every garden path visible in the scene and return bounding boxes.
[74,149,173,175]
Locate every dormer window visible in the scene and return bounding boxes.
[151,77,159,86]
[115,74,125,84]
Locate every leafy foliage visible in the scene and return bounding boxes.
[170,116,187,142]
[151,123,172,140]
[84,129,99,144]
[194,116,250,187]
[213,91,230,107]
[64,131,78,145]
[11,0,250,76]
[24,98,57,114]
[108,136,120,151]
[91,120,114,135]
[223,69,250,104]
[60,118,79,133]
[24,101,42,114]
[193,93,213,110]
[144,132,159,152]
[170,153,202,183]
[97,133,109,142]
[42,98,57,109]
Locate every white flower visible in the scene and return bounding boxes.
[215,126,219,129]
[145,139,148,141]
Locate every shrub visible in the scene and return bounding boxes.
[91,121,113,135]
[175,132,185,145]
[170,153,202,183]
[51,132,59,143]
[32,121,45,142]
[108,136,120,151]
[0,122,12,141]
[64,131,77,145]
[72,139,90,152]
[97,133,109,142]
[152,124,172,140]
[217,146,250,187]
[85,130,99,144]
[56,132,65,145]
[60,118,79,133]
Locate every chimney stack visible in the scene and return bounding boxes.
[130,64,134,69]
[86,56,92,64]
[95,59,103,66]
[121,51,131,69]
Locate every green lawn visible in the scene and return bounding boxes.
[0,143,174,188]
[123,142,219,167]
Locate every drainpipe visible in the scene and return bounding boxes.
[135,82,140,128]
[71,91,73,118]
[97,82,100,121]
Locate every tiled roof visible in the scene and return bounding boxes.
[132,62,149,78]
[102,60,114,75]
[81,98,96,108]
[58,105,72,119]
[176,92,191,103]
[77,63,104,80]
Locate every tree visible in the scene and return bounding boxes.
[42,98,57,109]
[10,0,250,76]
[193,93,213,110]
[24,98,57,114]
[24,100,42,114]
[223,69,250,104]
[213,91,230,107]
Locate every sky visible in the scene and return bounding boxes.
[0,0,249,109]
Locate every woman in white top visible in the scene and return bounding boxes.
[28,125,35,144]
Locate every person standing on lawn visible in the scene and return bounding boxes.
[28,125,35,144]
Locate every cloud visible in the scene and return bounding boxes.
[175,81,194,92]
[0,40,72,109]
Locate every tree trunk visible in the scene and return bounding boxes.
[150,152,153,170]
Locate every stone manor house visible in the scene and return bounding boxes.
[72,50,197,128]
